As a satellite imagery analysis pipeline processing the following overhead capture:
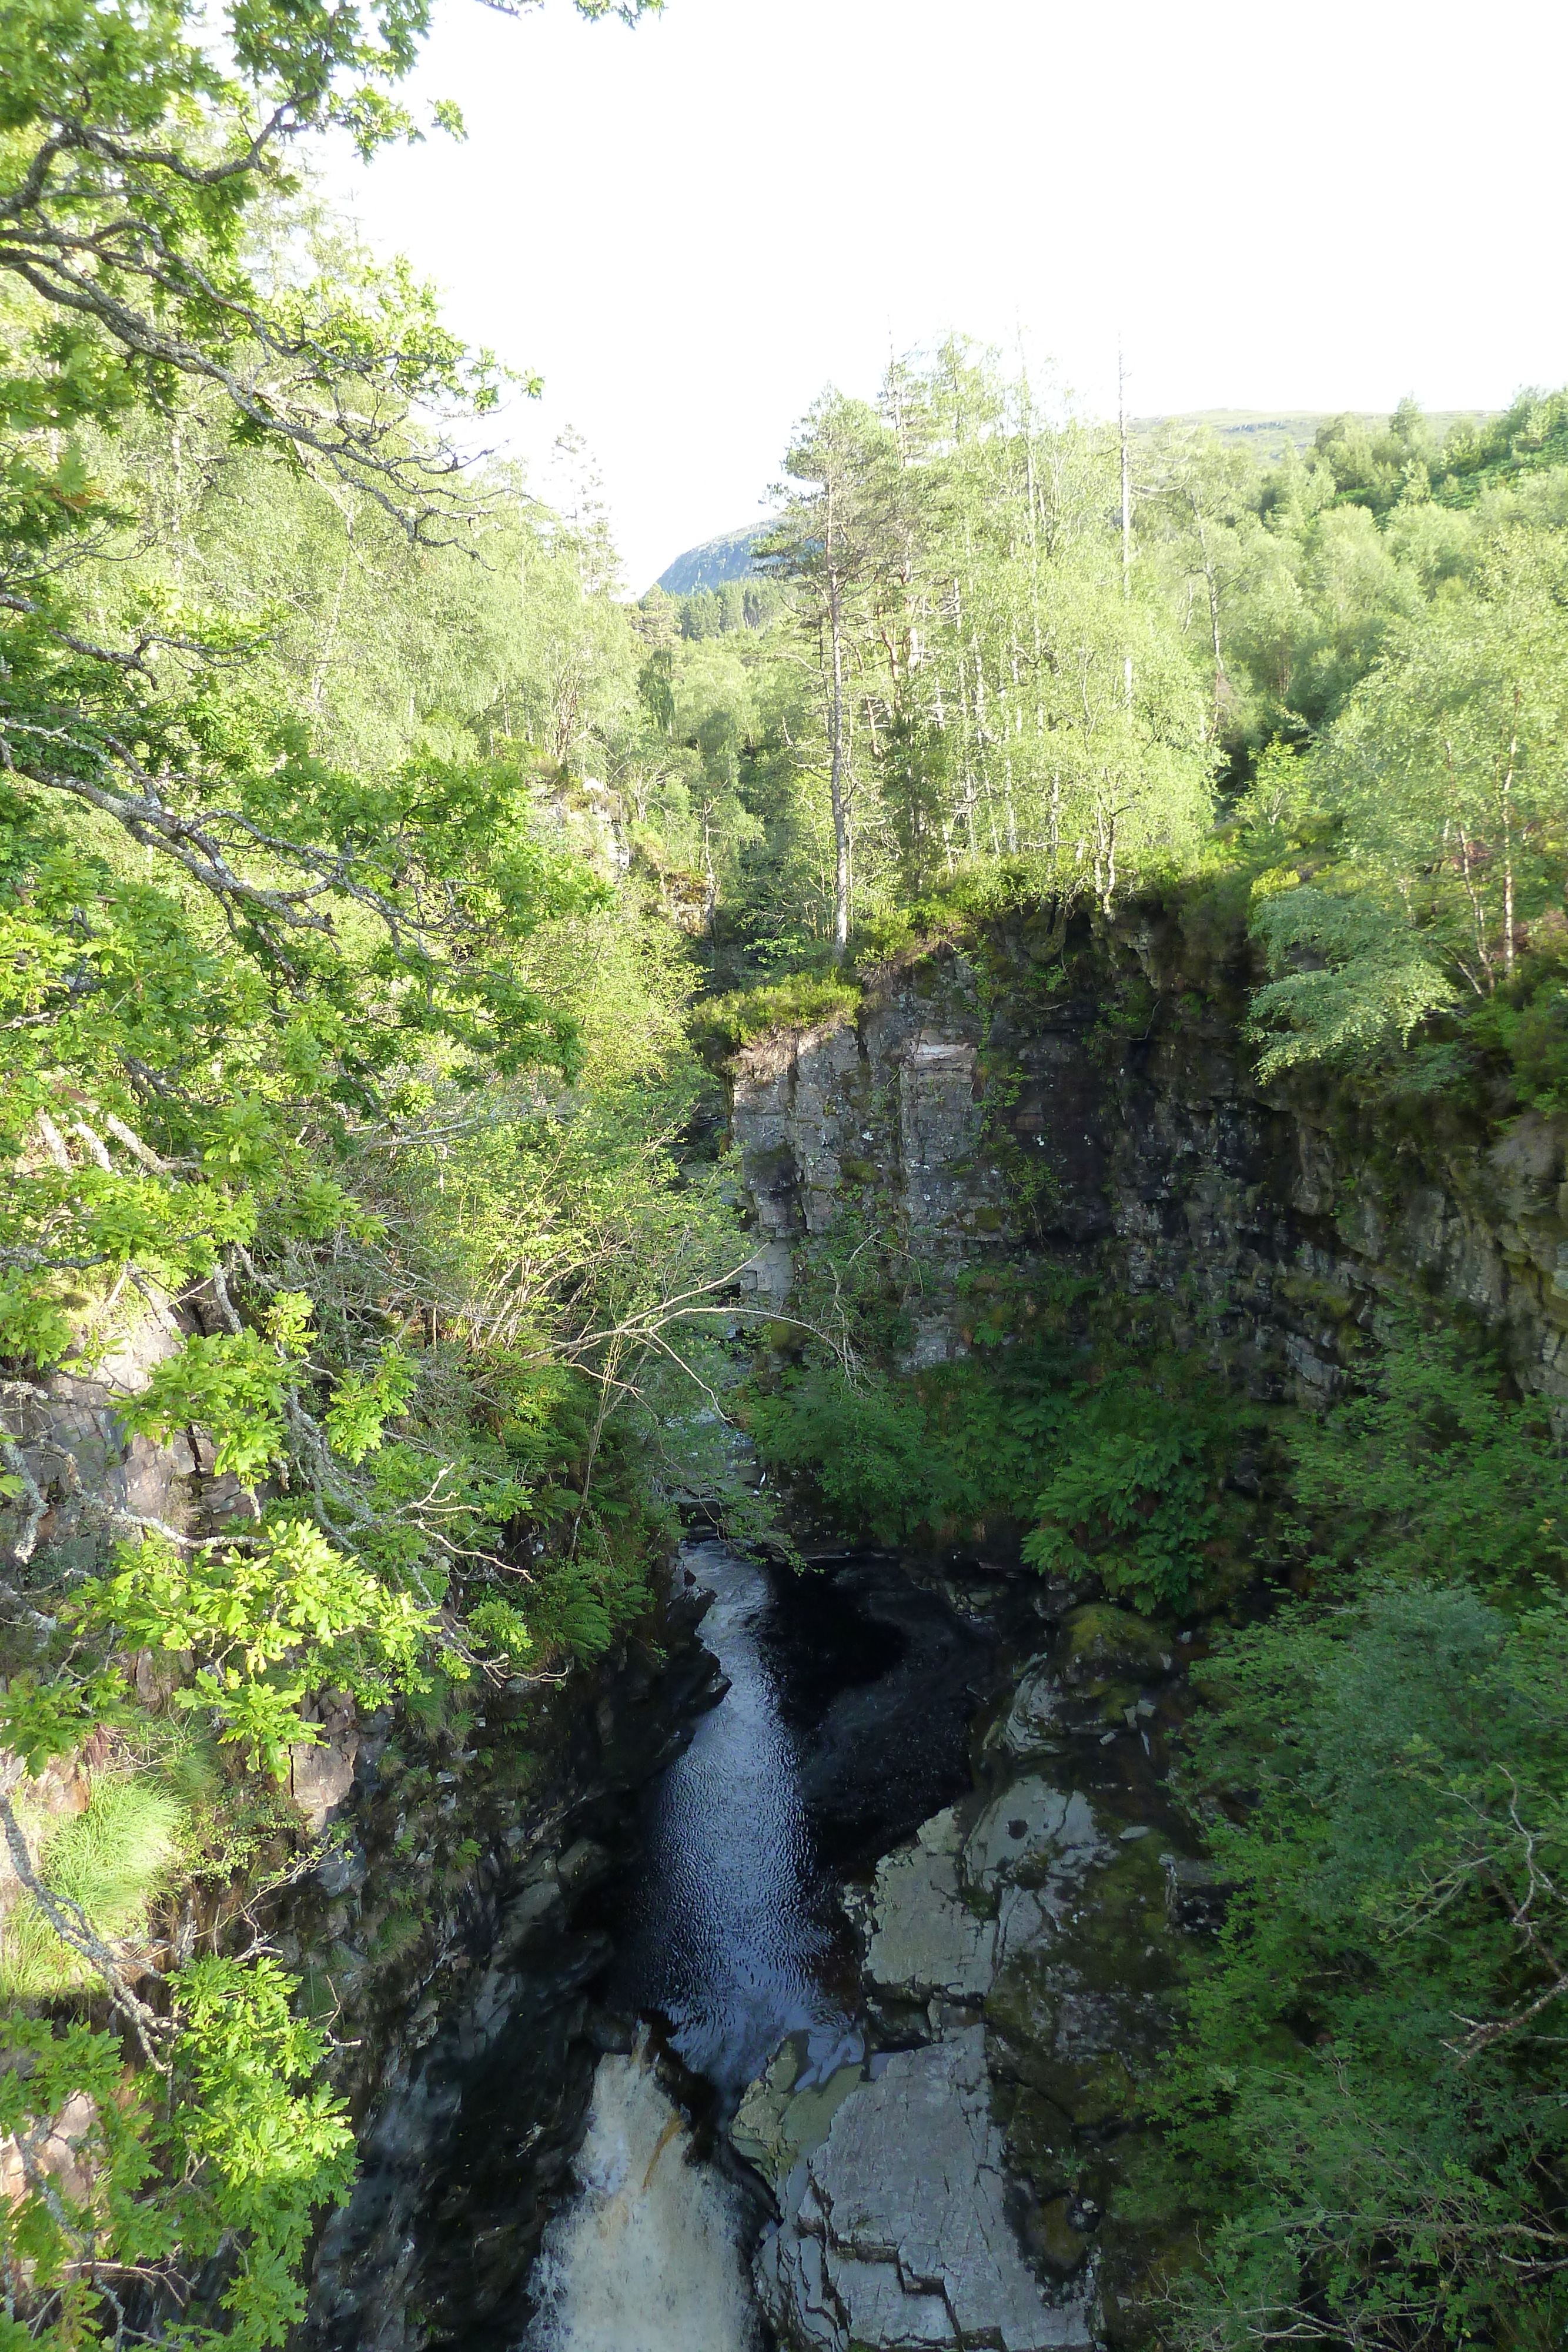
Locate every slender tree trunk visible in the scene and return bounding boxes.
[1447,739,1495,988]
[1502,688,1520,975]
[1119,348,1134,706]
[828,564,851,957]
[969,632,1002,853]
[1186,490,1226,732]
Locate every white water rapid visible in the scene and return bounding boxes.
[519,2037,760,2352]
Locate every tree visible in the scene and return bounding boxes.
[0,5,695,2343]
[1248,526,1568,1077]
[1146,424,1262,738]
[762,393,897,956]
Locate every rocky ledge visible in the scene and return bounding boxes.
[733,1595,1212,2352]
[756,2027,1092,2352]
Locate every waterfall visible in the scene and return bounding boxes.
[520,2037,760,2352]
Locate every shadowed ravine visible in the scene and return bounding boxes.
[593,1541,991,2102]
[519,1540,993,2347]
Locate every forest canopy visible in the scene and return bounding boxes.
[638,361,1568,1115]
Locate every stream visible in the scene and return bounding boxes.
[519,1539,994,2350]
[320,1532,1195,2352]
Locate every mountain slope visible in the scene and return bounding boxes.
[655,523,772,596]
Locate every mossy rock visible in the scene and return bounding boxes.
[993,2082,1076,2196]
[1034,2194,1092,2277]
[986,1833,1178,2130]
[985,1967,1058,2056]
[994,2039,1139,2130]
[1056,1605,1172,1688]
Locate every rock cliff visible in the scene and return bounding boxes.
[731,903,1568,1411]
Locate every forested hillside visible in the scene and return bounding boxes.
[0,0,763,2338]
[636,359,1568,1059]
[1,0,1566,2344]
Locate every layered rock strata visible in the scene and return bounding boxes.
[732,913,1568,1408]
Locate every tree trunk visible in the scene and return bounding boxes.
[1119,349,1134,705]
[1502,687,1519,976]
[828,563,851,957]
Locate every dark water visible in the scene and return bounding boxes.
[586,1540,992,2109]
[388,1541,992,2351]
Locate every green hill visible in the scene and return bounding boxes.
[655,523,773,597]
[1135,406,1487,459]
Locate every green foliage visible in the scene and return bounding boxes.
[1163,1580,1568,2348]
[122,1331,295,1483]
[169,1957,357,2344]
[81,1522,443,1775]
[1239,511,1568,1087]
[0,1957,356,2351]
[1155,1322,1568,2343]
[0,5,757,2348]
[322,1346,419,1465]
[0,1778,184,1997]
[750,1309,1253,1613]
[1021,1368,1261,1613]
[1287,1319,1568,1588]
[694,973,862,1051]
[1248,886,1458,1078]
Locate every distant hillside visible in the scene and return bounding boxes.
[1134,407,1487,460]
[655,523,773,597]
[656,411,1497,592]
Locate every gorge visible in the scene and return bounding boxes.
[4,13,1566,2341]
[290,893,1568,2351]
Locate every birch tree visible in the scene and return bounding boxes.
[763,395,898,955]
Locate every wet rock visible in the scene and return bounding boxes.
[1161,1852,1233,1932]
[290,1701,359,1835]
[962,1779,1104,1910]
[755,2027,1092,2352]
[730,2039,865,2187]
[989,1658,1067,1761]
[862,1808,995,2015]
[556,1836,611,1900]
[1055,1607,1172,1690]
[985,1831,1177,2133]
[315,1837,369,1897]
[1034,2194,1092,2278]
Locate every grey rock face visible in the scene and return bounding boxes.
[730,2039,865,2189]
[755,2029,1092,2352]
[962,1781,1104,1909]
[864,1808,996,2013]
[727,930,1568,1410]
[991,1659,1067,1761]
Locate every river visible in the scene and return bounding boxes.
[519,1539,993,2350]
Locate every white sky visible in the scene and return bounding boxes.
[333,0,1568,593]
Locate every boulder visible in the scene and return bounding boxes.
[985,1831,1177,2133]
[961,1778,1104,1910]
[1055,1606,1173,1689]
[754,2027,1092,2352]
[730,2039,865,2189]
[990,1658,1066,1761]
[862,1808,995,2013]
